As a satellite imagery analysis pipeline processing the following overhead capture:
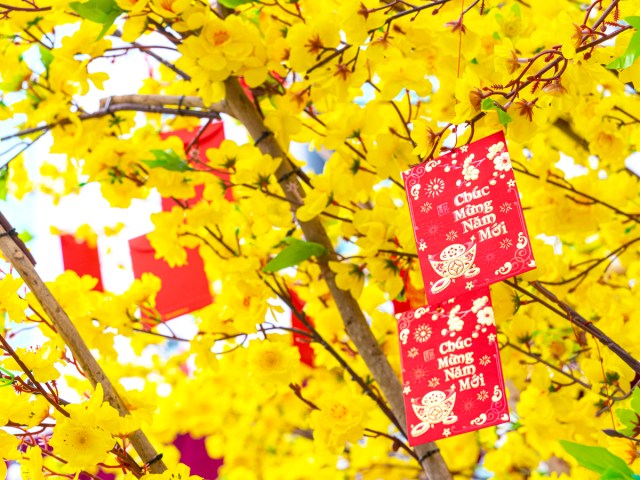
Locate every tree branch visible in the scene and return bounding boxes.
[0,211,167,474]
[1,95,226,142]
[0,2,50,12]
[221,75,451,479]
[506,279,640,375]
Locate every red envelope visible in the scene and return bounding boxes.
[402,131,535,305]
[289,289,314,367]
[395,288,509,445]
[160,121,232,211]
[129,235,212,321]
[59,234,104,292]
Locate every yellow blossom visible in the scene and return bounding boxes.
[329,261,365,298]
[147,208,188,267]
[21,447,45,480]
[0,275,27,323]
[296,189,330,222]
[49,420,115,472]
[246,337,301,388]
[309,387,374,453]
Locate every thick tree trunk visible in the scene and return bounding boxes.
[222,78,452,480]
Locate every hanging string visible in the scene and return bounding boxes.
[594,340,618,430]
[457,0,465,79]
[568,319,617,430]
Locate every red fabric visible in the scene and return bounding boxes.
[129,235,212,321]
[160,122,232,210]
[174,434,222,479]
[289,289,314,367]
[59,234,104,292]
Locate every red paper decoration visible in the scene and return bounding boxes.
[395,132,536,445]
[395,288,509,445]
[126,123,226,320]
[59,234,104,292]
[129,235,212,321]
[289,289,314,367]
[174,434,223,479]
[160,121,232,211]
[402,131,535,305]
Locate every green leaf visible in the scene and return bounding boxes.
[497,109,512,125]
[616,409,639,435]
[615,388,640,435]
[625,16,640,30]
[39,46,54,71]
[69,0,123,39]
[481,98,512,126]
[560,440,634,477]
[263,238,326,273]
[218,0,254,7]
[18,230,33,243]
[142,149,192,172]
[607,31,640,70]
[602,468,634,480]
[1,73,26,92]
[26,16,43,28]
[511,2,521,18]
[631,381,640,412]
[0,168,7,201]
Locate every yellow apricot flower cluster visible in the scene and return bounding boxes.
[1,0,640,478]
[176,15,271,104]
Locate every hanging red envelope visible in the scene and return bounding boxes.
[395,287,509,445]
[289,289,314,367]
[402,131,535,305]
[160,121,233,210]
[59,234,104,292]
[129,235,212,321]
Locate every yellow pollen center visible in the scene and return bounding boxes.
[260,351,279,369]
[330,404,348,420]
[213,30,230,46]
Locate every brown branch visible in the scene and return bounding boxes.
[97,95,219,110]
[0,212,167,474]
[526,281,640,375]
[221,75,451,478]
[512,166,640,224]
[289,383,320,410]
[0,334,70,417]
[592,0,621,31]
[577,25,631,53]
[109,30,189,80]
[378,0,452,29]
[1,96,225,142]
[307,45,352,75]
[364,428,420,462]
[0,2,51,11]
[553,118,590,152]
[501,336,593,390]
[538,236,640,286]
[377,249,418,258]
[263,277,405,434]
